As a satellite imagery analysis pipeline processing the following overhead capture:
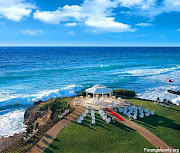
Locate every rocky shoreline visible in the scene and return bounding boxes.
[167,89,180,95]
[0,97,72,153]
[0,133,25,152]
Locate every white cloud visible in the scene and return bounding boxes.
[136,23,152,27]
[65,22,77,27]
[177,28,180,32]
[85,17,136,32]
[33,5,82,24]
[117,0,180,18]
[0,0,36,21]
[33,0,134,33]
[32,0,180,33]
[22,30,44,36]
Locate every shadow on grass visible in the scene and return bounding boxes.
[44,147,54,153]
[136,114,180,131]
[73,113,135,133]
[167,107,180,112]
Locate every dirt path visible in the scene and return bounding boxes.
[27,101,84,153]
[107,111,172,150]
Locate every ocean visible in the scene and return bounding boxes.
[0,47,180,137]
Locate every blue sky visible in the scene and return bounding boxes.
[0,0,180,46]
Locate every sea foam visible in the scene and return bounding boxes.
[120,65,180,77]
[138,86,180,106]
[0,84,82,137]
[0,84,82,108]
[0,108,26,137]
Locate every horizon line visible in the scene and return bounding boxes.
[0,45,180,47]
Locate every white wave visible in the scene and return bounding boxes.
[0,84,83,108]
[121,65,180,77]
[146,69,180,83]
[137,86,180,106]
[0,109,26,137]
[97,64,110,68]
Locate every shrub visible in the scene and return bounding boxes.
[78,90,86,96]
[113,89,136,97]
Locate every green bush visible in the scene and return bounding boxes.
[113,89,136,97]
[39,98,68,112]
[78,90,86,96]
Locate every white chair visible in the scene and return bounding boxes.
[91,110,95,113]
[92,116,95,120]
[92,119,95,124]
[145,112,150,116]
[85,109,89,114]
[77,119,82,123]
[137,106,142,110]
[133,111,137,116]
[126,112,131,117]
[106,118,111,123]
[129,109,133,113]
[134,108,137,112]
[127,106,131,110]
[150,110,155,115]
[123,110,127,115]
[139,109,143,114]
[139,113,144,118]
[119,108,123,113]
[102,115,107,120]
[83,112,86,117]
[144,108,149,113]
[133,115,137,120]
[80,116,84,120]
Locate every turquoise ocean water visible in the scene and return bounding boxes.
[0,47,180,137]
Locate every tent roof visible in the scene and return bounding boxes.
[86,84,112,94]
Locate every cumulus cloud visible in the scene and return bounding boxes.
[21,30,44,36]
[33,0,135,33]
[136,23,152,27]
[65,22,77,27]
[85,17,136,32]
[32,0,180,33]
[117,0,180,18]
[0,0,36,21]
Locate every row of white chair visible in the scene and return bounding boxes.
[77,109,89,123]
[99,110,111,123]
[119,105,155,119]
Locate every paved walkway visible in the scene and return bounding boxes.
[107,112,172,150]
[28,102,84,153]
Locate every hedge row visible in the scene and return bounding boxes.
[78,88,136,98]
[113,89,136,97]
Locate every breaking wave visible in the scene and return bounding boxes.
[0,85,82,108]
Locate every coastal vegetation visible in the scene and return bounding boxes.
[79,88,136,98]
[113,89,136,98]
[2,93,179,153]
[1,97,73,153]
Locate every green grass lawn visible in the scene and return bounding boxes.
[44,112,154,153]
[125,99,180,149]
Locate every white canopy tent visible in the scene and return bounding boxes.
[85,84,113,98]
